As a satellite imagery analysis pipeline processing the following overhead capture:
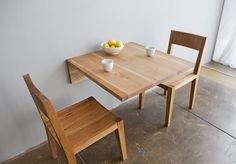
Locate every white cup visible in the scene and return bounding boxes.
[145,46,156,57]
[101,59,114,72]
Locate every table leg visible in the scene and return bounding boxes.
[165,87,175,127]
[139,92,144,110]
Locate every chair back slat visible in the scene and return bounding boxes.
[23,74,74,161]
[167,30,206,75]
[23,74,55,122]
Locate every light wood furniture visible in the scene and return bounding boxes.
[23,74,127,164]
[157,30,206,127]
[67,42,195,122]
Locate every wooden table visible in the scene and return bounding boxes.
[67,42,194,112]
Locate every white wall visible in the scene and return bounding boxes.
[0,0,224,162]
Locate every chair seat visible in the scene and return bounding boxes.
[159,73,197,89]
[57,97,118,154]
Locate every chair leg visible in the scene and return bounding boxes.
[46,130,76,164]
[189,78,198,109]
[65,154,77,164]
[165,87,176,127]
[46,130,58,159]
[116,120,128,160]
[139,92,144,110]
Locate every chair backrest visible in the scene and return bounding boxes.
[23,74,74,161]
[167,30,206,75]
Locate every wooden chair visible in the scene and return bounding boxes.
[140,30,206,127]
[23,74,127,164]
[161,30,206,126]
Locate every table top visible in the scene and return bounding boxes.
[67,42,194,101]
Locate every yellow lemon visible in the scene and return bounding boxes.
[103,43,110,48]
[110,45,115,48]
[115,41,124,48]
[108,39,116,46]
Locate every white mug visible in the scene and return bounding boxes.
[101,59,114,72]
[145,46,156,57]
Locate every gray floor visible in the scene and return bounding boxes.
[5,69,236,164]
[204,61,236,78]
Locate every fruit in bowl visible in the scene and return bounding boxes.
[101,39,125,55]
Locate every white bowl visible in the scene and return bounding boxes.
[101,42,124,56]
[101,59,114,72]
[145,46,156,57]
